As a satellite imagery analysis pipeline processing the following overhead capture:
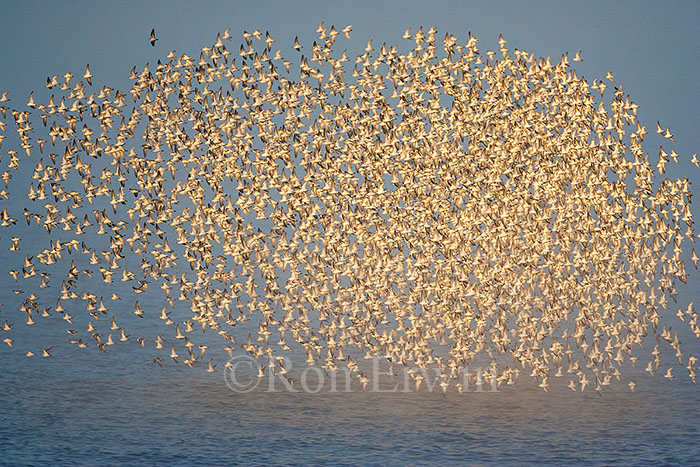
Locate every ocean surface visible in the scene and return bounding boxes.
[1,228,699,466]
[2,332,700,465]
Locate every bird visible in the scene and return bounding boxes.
[0,24,697,397]
[149,28,158,47]
[656,121,674,140]
[83,64,93,85]
[664,368,674,381]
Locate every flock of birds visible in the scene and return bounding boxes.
[0,24,698,393]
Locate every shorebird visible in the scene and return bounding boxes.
[149,29,158,47]
[0,24,697,396]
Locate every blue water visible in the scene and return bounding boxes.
[1,349,699,465]
[1,214,699,465]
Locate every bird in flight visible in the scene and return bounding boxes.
[83,64,93,85]
[149,29,158,47]
[0,24,696,397]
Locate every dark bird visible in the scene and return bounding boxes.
[149,29,158,47]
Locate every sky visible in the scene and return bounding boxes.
[0,0,697,173]
[0,0,697,316]
[0,1,697,293]
[0,2,697,327]
[0,0,696,260]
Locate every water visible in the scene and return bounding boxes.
[1,228,699,464]
[1,246,699,464]
[1,348,699,465]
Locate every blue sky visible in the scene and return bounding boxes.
[0,0,697,264]
[0,1,697,176]
[0,0,696,292]
[0,1,698,282]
